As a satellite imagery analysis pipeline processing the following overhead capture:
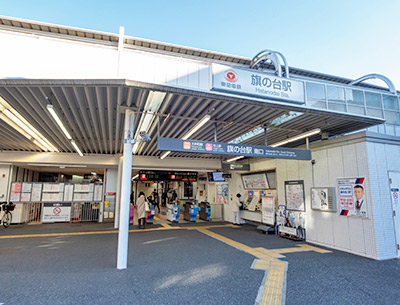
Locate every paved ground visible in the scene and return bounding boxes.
[0,222,399,305]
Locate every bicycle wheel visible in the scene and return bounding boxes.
[3,212,11,228]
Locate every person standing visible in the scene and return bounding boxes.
[162,189,168,207]
[152,189,160,213]
[136,192,147,229]
[171,190,177,202]
[233,193,242,225]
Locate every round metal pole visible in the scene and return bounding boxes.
[117,109,134,270]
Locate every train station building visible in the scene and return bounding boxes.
[0,15,399,264]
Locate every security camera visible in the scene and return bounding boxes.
[139,131,151,142]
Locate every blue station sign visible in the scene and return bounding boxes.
[158,137,311,160]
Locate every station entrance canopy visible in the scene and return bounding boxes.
[0,78,384,162]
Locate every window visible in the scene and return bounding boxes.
[385,111,400,125]
[365,92,382,108]
[327,86,345,103]
[346,89,364,105]
[328,103,346,112]
[306,82,326,109]
[366,108,383,118]
[347,105,365,115]
[383,95,399,110]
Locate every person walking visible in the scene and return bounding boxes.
[233,193,242,225]
[136,192,147,229]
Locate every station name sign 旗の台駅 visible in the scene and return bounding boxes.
[211,64,305,104]
[158,137,311,160]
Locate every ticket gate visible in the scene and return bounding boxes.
[198,202,211,221]
[167,202,180,223]
[183,202,198,222]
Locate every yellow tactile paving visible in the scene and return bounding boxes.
[193,228,329,305]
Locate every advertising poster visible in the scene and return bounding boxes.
[262,196,275,225]
[337,177,368,217]
[42,203,71,223]
[10,182,22,202]
[285,180,305,211]
[216,184,228,204]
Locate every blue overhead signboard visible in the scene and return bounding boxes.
[158,137,311,160]
[211,63,305,104]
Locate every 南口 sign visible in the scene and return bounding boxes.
[158,137,311,160]
[211,64,305,104]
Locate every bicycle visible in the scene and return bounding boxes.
[0,202,15,228]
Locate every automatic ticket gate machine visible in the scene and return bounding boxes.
[167,201,180,223]
[198,202,211,221]
[183,202,198,222]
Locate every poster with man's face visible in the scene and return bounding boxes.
[337,178,367,218]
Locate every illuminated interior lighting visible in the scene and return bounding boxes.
[133,91,166,154]
[27,163,87,167]
[132,174,139,180]
[226,156,245,162]
[160,151,171,159]
[270,128,321,147]
[0,112,32,139]
[71,140,84,157]
[47,104,72,140]
[159,114,211,159]
[0,96,58,152]
[181,115,211,140]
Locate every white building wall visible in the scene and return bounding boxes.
[0,165,12,202]
[0,30,211,90]
[367,142,399,259]
[248,136,400,260]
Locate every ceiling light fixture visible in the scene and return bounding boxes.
[159,114,211,160]
[132,91,166,154]
[47,104,72,140]
[181,114,211,140]
[270,128,321,147]
[0,96,57,152]
[226,156,245,163]
[46,104,84,156]
[160,151,171,160]
[71,140,84,157]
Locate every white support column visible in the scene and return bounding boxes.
[114,156,124,229]
[117,109,134,270]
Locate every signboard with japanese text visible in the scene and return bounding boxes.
[158,137,311,160]
[42,202,71,223]
[262,196,275,225]
[211,64,305,104]
[221,163,250,171]
[9,182,21,202]
[337,177,368,218]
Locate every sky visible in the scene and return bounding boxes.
[1,0,400,89]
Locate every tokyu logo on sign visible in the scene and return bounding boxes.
[211,64,305,104]
[224,70,238,83]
